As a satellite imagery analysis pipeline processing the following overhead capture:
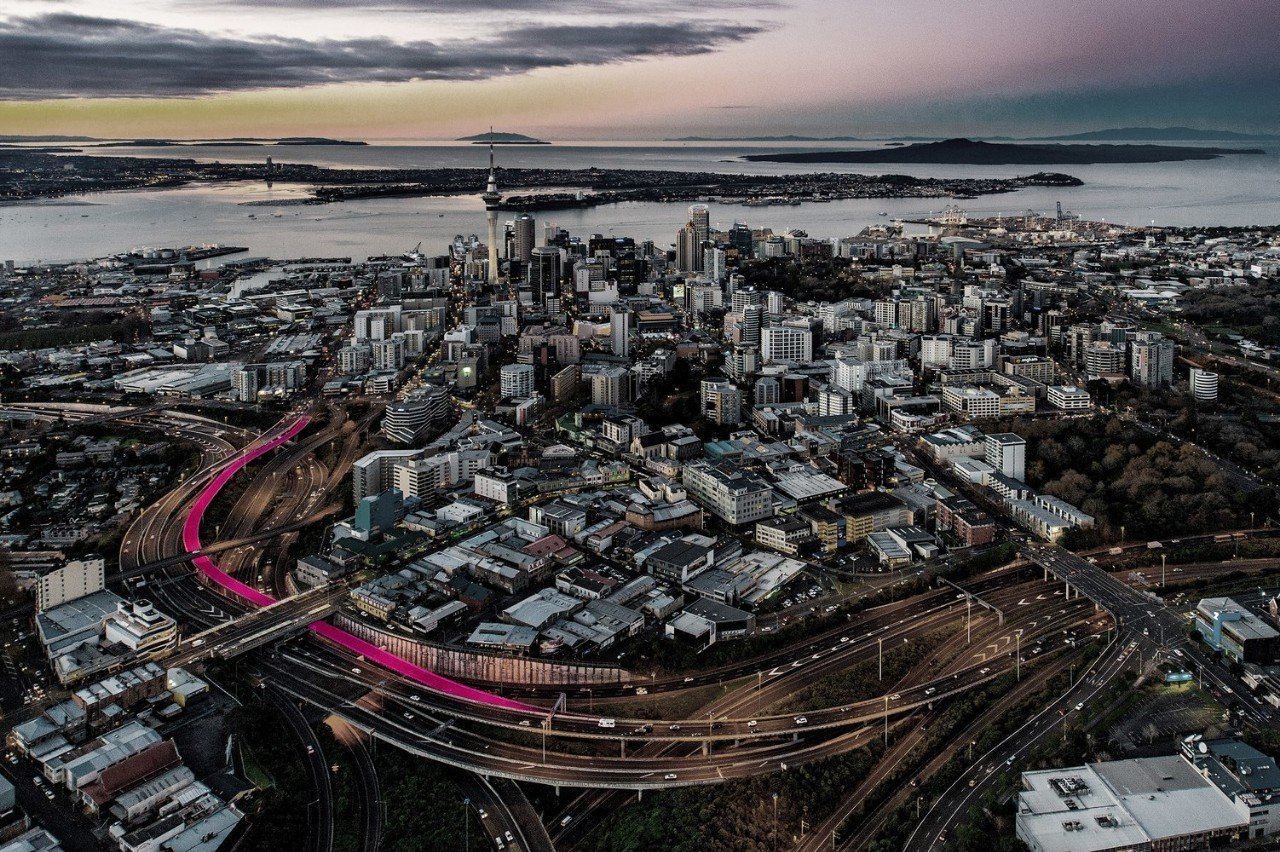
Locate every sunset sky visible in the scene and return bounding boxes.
[2,0,1278,139]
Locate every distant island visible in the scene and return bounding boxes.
[95,137,366,147]
[1026,126,1277,142]
[666,135,864,142]
[744,138,1266,165]
[667,126,1277,144]
[456,132,549,145]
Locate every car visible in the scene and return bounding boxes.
[924,687,937,696]
[560,815,574,827]
[888,693,901,700]
[840,636,850,643]
[1174,649,1184,658]
[1006,757,1015,766]
[979,667,990,675]
[44,788,55,800]
[683,676,694,683]
[519,720,531,727]
[351,667,362,675]
[504,831,514,842]
[669,723,681,731]
[747,719,758,727]
[306,745,315,755]
[404,712,415,720]
[664,773,678,780]
[31,776,43,788]
[597,718,616,729]
[1074,702,1084,711]
[411,694,421,702]
[478,809,488,819]
[495,840,504,851]
[794,716,808,726]
[635,687,648,695]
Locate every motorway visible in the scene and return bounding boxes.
[264,684,335,852]
[906,542,1280,850]
[33,400,1276,845]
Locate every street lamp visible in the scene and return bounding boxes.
[772,792,780,852]
[463,797,470,852]
[1015,630,1022,681]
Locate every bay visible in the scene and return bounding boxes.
[2,141,1277,265]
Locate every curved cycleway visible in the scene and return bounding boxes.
[181,415,539,713]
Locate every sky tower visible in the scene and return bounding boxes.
[481,137,502,285]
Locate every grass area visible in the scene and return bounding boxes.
[239,744,273,790]
[832,576,868,597]
[769,630,952,715]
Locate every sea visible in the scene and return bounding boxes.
[2,140,1278,266]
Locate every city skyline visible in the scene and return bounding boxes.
[2,0,1279,139]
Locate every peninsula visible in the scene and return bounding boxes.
[744,137,1266,165]
[0,148,1080,206]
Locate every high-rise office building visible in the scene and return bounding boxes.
[703,247,726,282]
[761,325,813,364]
[610,305,631,357]
[688,204,710,244]
[1190,368,1219,402]
[700,379,742,425]
[512,213,536,264]
[984,433,1027,481]
[676,222,702,272]
[500,363,536,398]
[741,304,764,348]
[1130,333,1175,387]
[528,245,562,307]
[728,222,753,258]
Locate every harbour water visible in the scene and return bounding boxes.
[2,141,1278,265]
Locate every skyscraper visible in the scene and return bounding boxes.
[512,213,536,264]
[676,222,702,272]
[481,141,503,285]
[1130,332,1175,387]
[610,305,630,358]
[688,204,710,244]
[528,245,562,307]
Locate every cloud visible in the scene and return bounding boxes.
[199,0,778,11]
[0,13,764,99]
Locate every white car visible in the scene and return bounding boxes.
[664,773,678,780]
[794,716,808,726]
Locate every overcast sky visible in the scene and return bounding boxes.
[2,0,1277,139]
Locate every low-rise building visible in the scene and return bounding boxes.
[1194,597,1280,664]
[1015,757,1245,852]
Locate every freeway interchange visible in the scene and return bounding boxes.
[33,401,1271,850]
